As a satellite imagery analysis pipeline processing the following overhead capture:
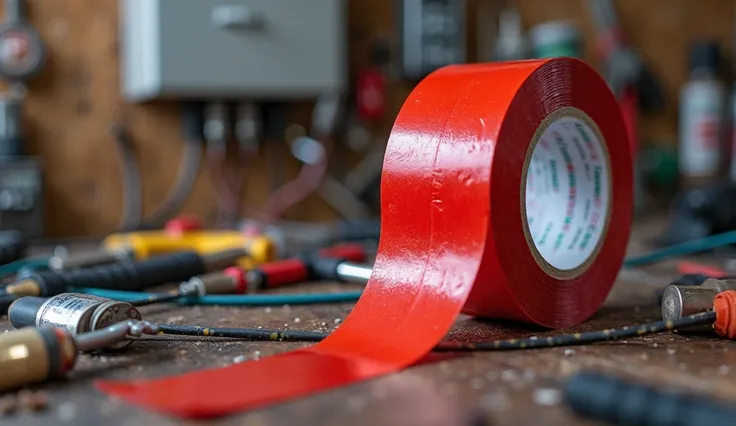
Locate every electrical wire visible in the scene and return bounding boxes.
[158,323,326,341]
[434,311,716,351]
[207,147,242,224]
[623,230,736,267]
[152,311,718,350]
[111,123,143,231]
[142,135,203,228]
[254,137,329,223]
[112,103,204,231]
[204,102,257,227]
[249,100,334,223]
[76,287,363,306]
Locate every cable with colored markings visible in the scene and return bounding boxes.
[158,324,326,341]
[435,311,716,351]
[154,311,717,349]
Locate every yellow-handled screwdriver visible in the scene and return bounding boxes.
[49,218,275,271]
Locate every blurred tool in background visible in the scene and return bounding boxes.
[0,0,45,237]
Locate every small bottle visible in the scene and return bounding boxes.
[679,41,727,186]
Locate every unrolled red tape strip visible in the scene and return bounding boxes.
[96,58,633,418]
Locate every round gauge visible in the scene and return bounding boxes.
[0,23,45,81]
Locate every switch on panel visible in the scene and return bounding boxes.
[399,0,466,81]
[121,0,346,101]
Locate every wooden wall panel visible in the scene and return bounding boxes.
[7,0,736,237]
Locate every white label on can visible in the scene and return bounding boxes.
[36,293,105,333]
[680,84,725,177]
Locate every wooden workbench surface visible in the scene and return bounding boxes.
[1,220,735,426]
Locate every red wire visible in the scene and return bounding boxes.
[207,146,253,226]
[246,134,330,224]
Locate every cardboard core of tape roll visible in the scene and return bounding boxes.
[520,106,612,280]
[95,58,632,419]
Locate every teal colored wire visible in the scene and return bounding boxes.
[75,287,363,306]
[0,257,50,278]
[623,230,736,268]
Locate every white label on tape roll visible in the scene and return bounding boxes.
[524,113,610,273]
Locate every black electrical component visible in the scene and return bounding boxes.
[398,0,466,81]
[564,371,736,426]
[658,182,736,247]
[0,229,24,265]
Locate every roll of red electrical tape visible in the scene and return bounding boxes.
[97,58,633,418]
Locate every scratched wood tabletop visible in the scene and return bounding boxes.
[1,217,735,426]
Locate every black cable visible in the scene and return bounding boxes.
[434,311,717,351]
[158,323,327,341]
[155,311,718,349]
[111,123,143,231]
[141,102,204,228]
[112,103,204,232]
[261,102,287,192]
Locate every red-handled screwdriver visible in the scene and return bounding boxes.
[244,243,368,291]
[110,244,369,307]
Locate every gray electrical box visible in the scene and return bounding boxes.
[121,0,346,101]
